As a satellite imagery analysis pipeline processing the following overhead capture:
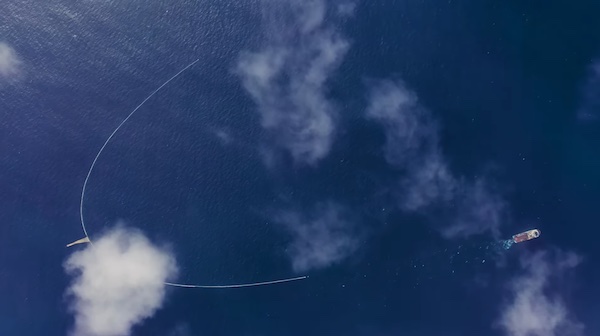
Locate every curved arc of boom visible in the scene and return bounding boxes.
[164,276,308,289]
[77,59,307,289]
[79,59,200,239]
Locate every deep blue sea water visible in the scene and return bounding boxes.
[1,0,600,335]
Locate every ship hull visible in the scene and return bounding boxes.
[512,229,541,243]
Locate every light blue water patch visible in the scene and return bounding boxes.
[501,239,514,250]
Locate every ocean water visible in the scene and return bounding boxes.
[1,0,600,335]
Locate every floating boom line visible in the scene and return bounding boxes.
[164,276,309,289]
[74,59,308,289]
[79,59,201,240]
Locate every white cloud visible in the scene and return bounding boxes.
[167,323,193,336]
[366,79,507,238]
[212,128,233,145]
[401,151,457,212]
[578,60,600,122]
[443,177,507,238]
[64,226,178,336]
[497,250,584,336]
[237,0,350,166]
[276,202,360,272]
[365,79,438,167]
[0,42,21,78]
[337,2,357,17]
